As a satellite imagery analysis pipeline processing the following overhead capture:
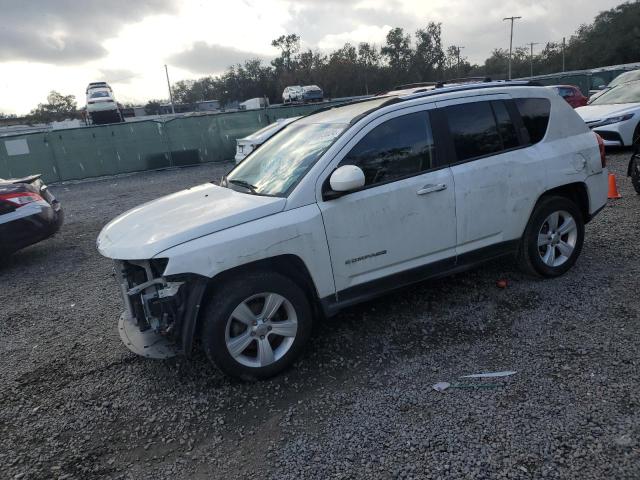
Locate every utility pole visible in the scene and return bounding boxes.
[503,16,522,80]
[164,64,176,115]
[562,37,566,72]
[453,46,465,78]
[528,42,538,79]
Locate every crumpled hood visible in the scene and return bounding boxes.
[575,103,639,123]
[97,183,286,260]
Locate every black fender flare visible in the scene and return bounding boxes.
[177,277,209,356]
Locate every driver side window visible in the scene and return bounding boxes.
[339,111,435,187]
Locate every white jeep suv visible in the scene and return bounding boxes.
[97,81,608,380]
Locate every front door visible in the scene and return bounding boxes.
[317,107,457,297]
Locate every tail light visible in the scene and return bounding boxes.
[0,192,44,206]
[595,132,606,168]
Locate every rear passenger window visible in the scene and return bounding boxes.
[444,101,504,161]
[515,98,551,144]
[340,111,435,187]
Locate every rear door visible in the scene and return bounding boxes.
[436,95,540,256]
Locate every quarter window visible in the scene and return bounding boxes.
[514,98,551,144]
[340,111,435,187]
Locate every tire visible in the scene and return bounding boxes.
[633,123,640,146]
[630,154,640,194]
[201,271,313,380]
[517,195,585,277]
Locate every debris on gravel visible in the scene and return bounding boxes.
[1,153,639,479]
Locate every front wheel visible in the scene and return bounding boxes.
[201,272,313,380]
[518,196,585,277]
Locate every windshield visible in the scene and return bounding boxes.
[590,81,640,105]
[246,121,286,140]
[226,122,347,196]
[609,70,640,88]
[90,91,110,98]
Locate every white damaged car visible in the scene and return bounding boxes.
[98,81,608,380]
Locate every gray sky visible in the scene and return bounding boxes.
[0,0,624,115]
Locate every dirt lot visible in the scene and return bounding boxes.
[1,152,639,480]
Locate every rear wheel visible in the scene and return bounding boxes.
[201,271,313,380]
[518,196,584,277]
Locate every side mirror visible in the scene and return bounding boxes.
[329,165,365,192]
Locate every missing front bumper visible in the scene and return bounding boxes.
[114,260,208,358]
[118,312,178,359]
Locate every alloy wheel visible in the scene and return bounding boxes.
[537,210,578,267]
[224,292,298,368]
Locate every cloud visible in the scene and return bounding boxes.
[283,1,414,46]
[317,24,392,50]
[168,42,271,75]
[0,0,175,64]
[97,69,139,84]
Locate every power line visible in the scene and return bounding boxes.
[503,16,522,80]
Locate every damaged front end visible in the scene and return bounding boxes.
[115,259,207,359]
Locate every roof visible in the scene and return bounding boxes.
[298,80,540,125]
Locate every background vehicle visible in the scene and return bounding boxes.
[548,85,587,108]
[282,86,303,103]
[86,81,112,94]
[239,97,269,110]
[0,175,63,257]
[86,85,123,125]
[234,116,301,163]
[588,69,640,103]
[576,80,640,147]
[525,62,640,97]
[302,85,323,102]
[98,82,608,380]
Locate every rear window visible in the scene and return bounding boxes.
[514,98,551,144]
[444,101,519,161]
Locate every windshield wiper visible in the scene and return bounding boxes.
[228,179,257,193]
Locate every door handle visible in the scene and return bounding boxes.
[417,183,447,195]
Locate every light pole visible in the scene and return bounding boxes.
[164,64,176,115]
[453,46,465,78]
[562,37,566,72]
[528,42,538,79]
[503,16,522,80]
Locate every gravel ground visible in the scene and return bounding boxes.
[1,153,639,480]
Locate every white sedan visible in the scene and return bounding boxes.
[576,80,640,147]
[234,117,301,164]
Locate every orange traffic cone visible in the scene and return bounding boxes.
[608,173,622,199]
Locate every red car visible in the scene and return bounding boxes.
[548,85,588,108]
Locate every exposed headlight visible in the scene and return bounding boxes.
[591,113,634,128]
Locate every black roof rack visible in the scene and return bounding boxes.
[399,80,539,101]
[437,76,493,86]
[392,81,438,90]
